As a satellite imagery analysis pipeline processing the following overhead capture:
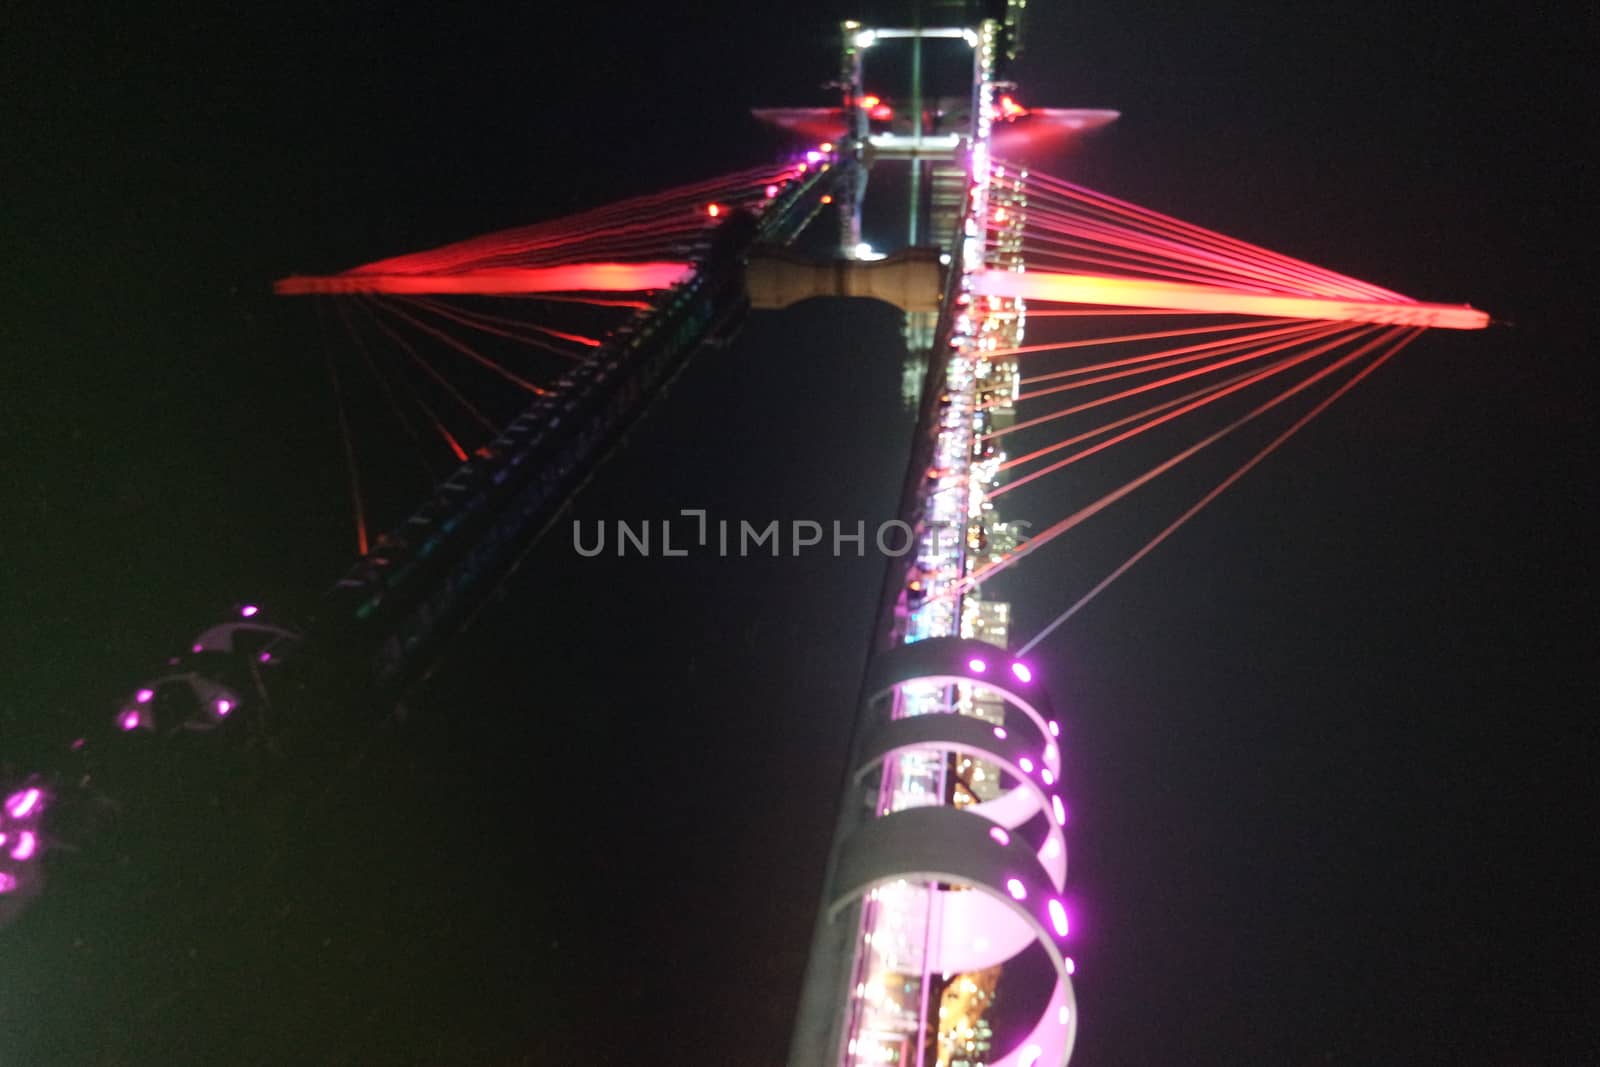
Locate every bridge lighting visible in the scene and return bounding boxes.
[967,657,987,673]
[764,184,779,198]
[1048,899,1070,937]
[1019,756,1034,773]
[239,604,259,618]
[1042,768,1055,785]
[10,831,36,862]
[805,150,823,164]
[1051,795,1067,826]
[1006,878,1027,901]
[993,726,1007,740]
[214,699,233,718]
[118,708,142,731]
[852,29,876,48]
[1011,661,1033,683]
[1064,959,1076,978]
[705,203,721,218]
[868,103,894,121]
[857,94,881,109]
[259,651,272,663]
[820,194,833,204]
[854,242,885,261]
[820,141,833,152]
[135,687,154,704]
[1048,720,1060,737]
[0,873,17,895]
[1021,1044,1044,1067]
[5,789,41,820]
[989,826,1010,846]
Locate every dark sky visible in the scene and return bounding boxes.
[1,2,1594,1065]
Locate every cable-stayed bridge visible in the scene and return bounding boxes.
[0,8,1488,1066]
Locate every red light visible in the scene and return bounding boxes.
[858,94,881,109]
[706,203,721,218]
[998,95,1028,119]
[869,104,893,121]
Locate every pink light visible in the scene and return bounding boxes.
[1011,661,1033,683]
[805,150,823,164]
[764,184,779,198]
[1019,756,1035,773]
[1052,795,1067,826]
[968,657,988,673]
[135,688,154,704]
[275,261,694,296]
[119,709,142,732]
[1065,959,1076,977]
[992,726,1007,740]
[215,699,233,718]
[1042,768,1056,785]
[1020,1045,1043,1067]
[1059,1003,1072,1023]
[240,604,259,618]
[5,790,41,820]
[988,826,1010,846]
[258,651,272,663]
[0,873,17,895]
[1006,878,1027,901]
[11,831,36,862]
[1048,898,1070,937]
[191,643,203,653]
[1048,720,1061,737]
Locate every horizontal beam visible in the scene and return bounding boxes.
[971,269,1490,330]
[274,262,693,296]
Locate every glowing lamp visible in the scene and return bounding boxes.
[1010,662,1033,683]
[869,104,893,121]
[1042,769,1056,785]
[705,203,721,218]
[1006,878,1027,901]
[240,605,259,618]
[764,184,779,198]
[1051,795,1067,826]
[11,831,36,862]
[5,789,41,820]
[1019,756,1035,773]
[858,94,881,109]
[988,826,1010,846]
[135,687,154,704]
[1048,898,1070,937]
[1020,1045,1043,1067]
[968,657,988,674]
[1048,720,1061,737]
[118,709,142,732]
[215,699,233,718]
[992,726,1007,740]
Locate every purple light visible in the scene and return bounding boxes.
[1048,720,1061,737]
[1011,661,1033,683]
[0,873,17,895]
[118,709,142,732]
[1048,898,1070,937]
[1045,743,1059,764]
[968,657,988,674]
[5,789,41,820]
[988,826,1010,846]
[1052,795,1067,826]
[215,699,233,718]
[1064,958,1076,977]
[258,651,272,663]
[764,184,779,198]
[992,726,1007,740]
[135,687,154,704]
[70,737,86,752]
[1042,768,1056,786]
[1019,756,1035,773]
[1006,877,1027,901]
[805,150,823,163]
[1020,1045,1043,1067]
[191,643,203,654]
[11,831,36,862]
[240,604,259,618]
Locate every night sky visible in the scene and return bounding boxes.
[2,2,1594,1065]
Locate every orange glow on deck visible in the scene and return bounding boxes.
[970,270,1489,330]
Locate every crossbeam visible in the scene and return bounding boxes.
[971,269,1490,330]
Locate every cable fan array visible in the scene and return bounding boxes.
[278,163,800,553]
[944,163,1487,651]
